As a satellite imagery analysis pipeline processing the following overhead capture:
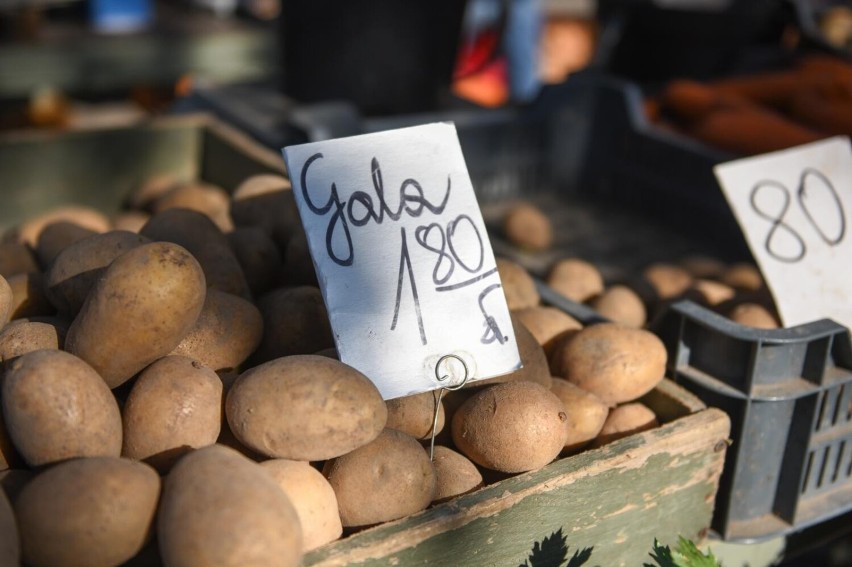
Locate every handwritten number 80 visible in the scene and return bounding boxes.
[749,168,846,263]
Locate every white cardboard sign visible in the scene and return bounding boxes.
[714,136,852,329]
[282,123,521,400]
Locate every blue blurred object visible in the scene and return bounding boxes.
[90,0,152,33]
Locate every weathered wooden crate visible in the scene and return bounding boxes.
[306,380,729,567]
[0,118,730,566]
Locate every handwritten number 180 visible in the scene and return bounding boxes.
[749,168,846,263]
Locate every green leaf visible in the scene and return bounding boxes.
[519,529,594,567]
[644,537,721,567]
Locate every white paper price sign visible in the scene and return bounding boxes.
[714,136,852,329]
[282,123,521,400]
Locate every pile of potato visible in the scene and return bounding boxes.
[0,175,670,566]
[502,202,780,330]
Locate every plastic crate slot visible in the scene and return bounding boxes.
[835,383,851,426]
[833,441,848,483]
[801,451,815,496]
[817,388,835,432]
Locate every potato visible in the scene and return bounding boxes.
[503,202,553,251]
[323,428,436,528]
[252,286,334,363]
[431,445,483,504]
[550,378,609,454]
[3,350,122,466]
[122,356,223,473]
[0,488,19,565]
[227,355,387,461]
[642,263,693,300]
[158,444,302,567]
[496,258,539,310]
[140,209,250,299]
[547,258,604,302]
[153,182,233,232]
[0,468,31,503]
[112,211,150,234]
[7,272,54,320]
[45,230,150,317]
[590,285,647,328]
[230,174,301,251]
[259,459,343,551]
[690,279,735,307]
[65,242,206,388]
[16,206,110,247]
[551,323,666,406]
[729,303,779,329]
[228,227,283,296]
[721,262,764,292]
[283,231,319,286]
[0,274,12,326]
[386,391,445,440]
[171,289,263,372]
[0,407,23,471]
[592,403,659,447]
[0,242,39,279]
[35,221,97,268]
[215,371,263,461]
[513,305,582,353]
[680,255,726,279]
[431,388,474,447]
[468,314,552,389]
[16,457,159,567]
[127,174,180,211]
[0,319,65,367]
[452,381,569,473]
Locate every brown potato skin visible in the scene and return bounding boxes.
[592,403,659,447]
[469,314,552,389]
[552,323,666,405]
[452,381,569,473]
[65,242,207,388]
[513,306,582,353]
[721,262,764,292]
[2,350,122,467]
[122,356,223,473]
[230,174,300,251]
[259,459,343,551]
[431,445,483,504]
[496,258,539,310]
[642,263,693,300]
[171,289,263,372]
[550,378,609,454]
[323,429,436,528]
[226,355,387,461]
[35,221,97,268]
[0,242,39,279]
[227,227,283,297]
[7,272,54,320]
[140,209,250,299]
[158,444,302,567]
[15,457,160,567]
[590,285,647,328]
[0,490,18,565]
[729,303,779,329]
[0,320,64,367]
[547,258,604,303]
[386,391,445,440]
[503,202,553,252]
[16,206,110,247]
[0,274,11,326]
[153,182,233,233]
[252,286,334,363]
[45,230,150,317]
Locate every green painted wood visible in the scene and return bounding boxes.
[304,406,730,567]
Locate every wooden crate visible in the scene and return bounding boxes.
[306,380,729,567]
[0,119,730,566]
